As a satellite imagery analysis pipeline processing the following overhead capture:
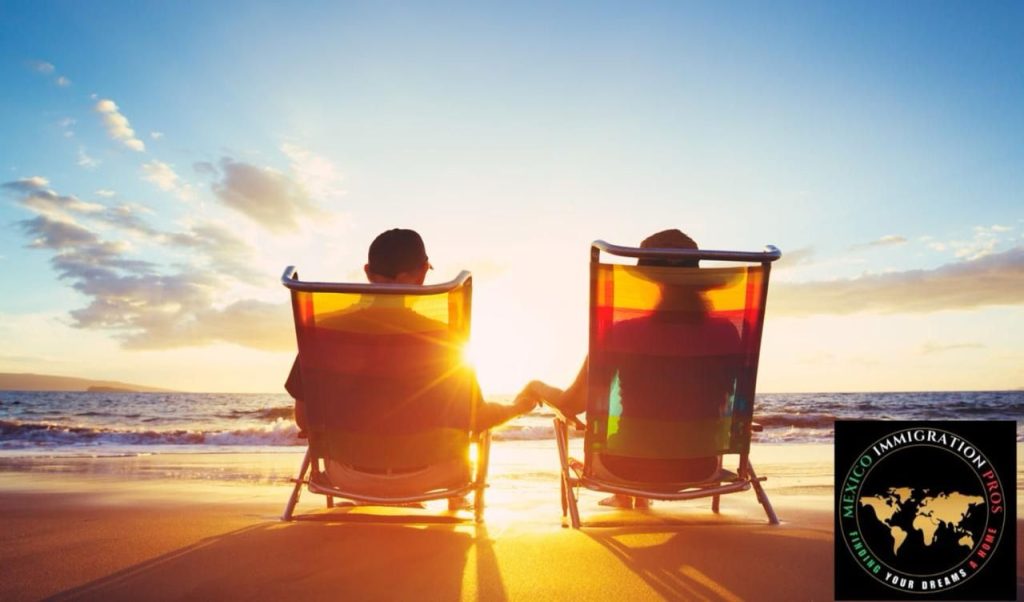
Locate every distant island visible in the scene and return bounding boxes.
[0,373,175,393]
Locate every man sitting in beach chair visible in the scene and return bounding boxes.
[282,229,537,520]
[526,229,780,527]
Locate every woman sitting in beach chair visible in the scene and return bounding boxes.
[526,229,781,527]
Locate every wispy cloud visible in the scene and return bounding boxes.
[774,246,815,270]
[280,143,345,203]
[27,60,55,74]
[19,215,103,250]
[150,131,164,140]
[209,157,319,232]
[59,117,76,138]
[167,223,263,284]
[851,235,907,250]
[94,99,145,152]
[3,176,103,218]
[771,247,1024,315]
[77,147,99,169]
[141,160,193,200]
[4,176,50,191]
[95,189,116,198]
[27,60,72,88]
[924,224,1016,260]
[919,342,985,355]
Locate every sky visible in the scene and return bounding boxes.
[0,1,1021,394]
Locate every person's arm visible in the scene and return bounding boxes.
[474,386,539,431]
[527,357,588,417]
[284,356,307,435]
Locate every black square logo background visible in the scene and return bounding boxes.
[834,421,1016,601]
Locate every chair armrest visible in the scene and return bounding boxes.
[546,402,586,431]
[752,422,763,432]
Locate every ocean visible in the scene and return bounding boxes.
[1,390,1021,457]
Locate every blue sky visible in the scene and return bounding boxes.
[0,1,1021,392]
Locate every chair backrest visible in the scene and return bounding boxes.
[584,241,780,476]
[282,268,477,472]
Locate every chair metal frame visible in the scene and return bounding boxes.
[280,266,490,523]
[554,241,782,528]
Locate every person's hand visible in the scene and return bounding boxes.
[511,385,540,413]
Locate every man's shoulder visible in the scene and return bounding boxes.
[319,306,448,334]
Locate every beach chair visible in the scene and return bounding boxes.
[280,267,490,522]
[553,241,781,528]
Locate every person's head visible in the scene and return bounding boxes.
[638,229,699,268]
[365,228,432,284]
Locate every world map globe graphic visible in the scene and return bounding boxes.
[855,445,987,576]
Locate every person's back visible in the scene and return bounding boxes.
[525,229,728,503]
[594,295,741,483]
[287,228,537,437]
[304,298,479,436]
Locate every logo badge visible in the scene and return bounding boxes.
[834,421,1016,600]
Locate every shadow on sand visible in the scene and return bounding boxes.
[52,509,508,601]
[580,509,835,601]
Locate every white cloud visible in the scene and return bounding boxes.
[774,246,815,270]
[28,61,74,89]
[77,147,99,169]
[952,229,1001,260]
[4,178,285,351]
[94,99,145,152]
[59,117,76,138]
[873,234,907,246]
[851,235,908,251]
[2,177,103,218]
[9,176,50,189]
[141,160,179,191]
[210,157,320,232]
[771,247,1024,316]
[150,131,164,140]
[95,189,116,198]
[28,60,55,74]
[141,160,194,200]
[281,143,345,203]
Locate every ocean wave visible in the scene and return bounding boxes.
[493,425,561,441]
[754,413,835,429]
[0,418,304,449]
[218,406,295,422]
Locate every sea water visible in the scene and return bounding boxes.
[0,390,1021,457]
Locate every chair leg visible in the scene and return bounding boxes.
[474,485,485,523]
[711,494,720,514]
[326,495,334,508]
[282,448,312,521]
[746,462,779,525]
[565,474,581,529]
[554,419,581,528]
[560,476,568,517]
[474,431,491,524]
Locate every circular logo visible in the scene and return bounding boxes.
[838,427,1005,594]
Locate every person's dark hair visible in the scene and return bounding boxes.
[638,229,699,268]
[367,228,429,277]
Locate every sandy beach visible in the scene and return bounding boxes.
[0,442,1019,601]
